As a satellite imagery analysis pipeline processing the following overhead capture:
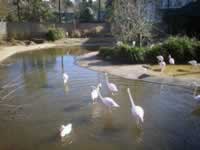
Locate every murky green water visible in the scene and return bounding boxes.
[0,47,200,150]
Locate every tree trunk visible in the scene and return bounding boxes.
[59,0,61,23]
[17,0,21,21]
[98,0,101,22]
[137,33,142,47]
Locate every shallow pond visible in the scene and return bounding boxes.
[0,47,200,150]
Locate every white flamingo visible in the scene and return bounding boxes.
[117,41,123,46]
[127,88,144,125]
[156,55,164,62]
[63,73,69,84]
[168,55,175,65]
[98,88,120,109]
[193,83,200,102]
[105,73,118,95]
[159,61,166,72]
[188,60,197,66]
[91,83,102,102]
[188,60,200,70]
[60,123,72,138]
[132,41,136,47]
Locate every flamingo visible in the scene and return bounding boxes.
[188,60,197,66]
[98,88,120,109]
[193,83,200,102]
[168,55,175,65]
[127,88,144,125]
[63,73,69,84]
[117,41,123,46]
[188,60,200,70]
[156,55,164,62]
[91,83,102,102]
[159,61,166,72]
[132,41,136,47]
[105,73,118,95]
[60,123,72,138]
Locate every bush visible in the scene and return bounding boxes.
[79,7,95,22]
[145,36,200,63]
[71,30,81,38]
[99,47,114,59]
[99,44,146,64]
[46,27,65,41]
[99,36,200,64]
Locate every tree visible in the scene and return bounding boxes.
[0,0,8,19]
[21,0,54,22]
[79,7,94,22]
[64,0,74,8]
[111,0,155,46]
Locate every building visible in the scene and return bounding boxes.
[160,0,200,37]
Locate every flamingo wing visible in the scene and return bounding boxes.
[91,89,98,100]
[188,60,197,65]
[108,83,118,92]
[103,97,120,108]
[60,124,72,137]
[169,58,175,64]
[194,95,200,102]
[157,56,164,62]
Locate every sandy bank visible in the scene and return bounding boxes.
[0,38,113,63]
[77,51,200,87]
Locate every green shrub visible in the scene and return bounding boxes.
[99,44,146,64]
[99,36,200,64]
[145,36,200,64]
[99,47,114,59]
[46,27,65,41]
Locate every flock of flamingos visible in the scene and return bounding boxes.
[60,55,200,141]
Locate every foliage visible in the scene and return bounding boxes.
[79,7,95,22]
[110,0,154,46]
[64,0,74,7]
[0,0,8,19]
[7,0,54,22]
[145,36,200,63]
[6,13,18,22]
[46,27,65,41]
[99,36,200,64]
[99,44,145,64]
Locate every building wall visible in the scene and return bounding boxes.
[160,0,194,8]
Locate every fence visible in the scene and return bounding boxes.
[0,22,110,40]
[0,21,7,40]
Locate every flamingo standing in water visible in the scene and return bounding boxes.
[168,55,175,65]
[105,73,118,95]
[63,73,69,84]
[127,88,144,126]
[91,83,102,103]
[60,123,72,138]
[98,88,120,109]
[193,83,200,102]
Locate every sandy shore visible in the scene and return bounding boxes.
[77,51,200,87]
[0,38,113,63]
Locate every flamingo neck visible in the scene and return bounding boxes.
[194,86,198,97]
[127,90,135,108]
[105,75,109,84]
